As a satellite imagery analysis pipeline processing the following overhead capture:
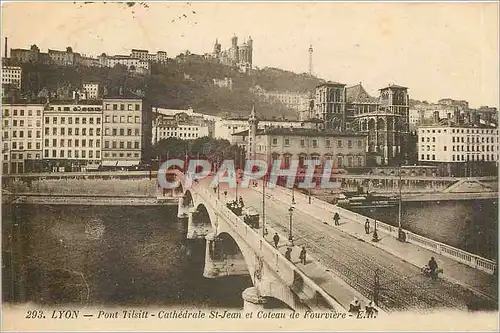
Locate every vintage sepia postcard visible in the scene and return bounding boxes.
[1,1,499,331]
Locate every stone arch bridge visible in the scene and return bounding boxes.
[171,171,344,312]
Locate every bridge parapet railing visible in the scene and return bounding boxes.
[189,180,345,312]
[263,181,497,275]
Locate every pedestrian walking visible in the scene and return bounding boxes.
[223,190,228,198]
[299,246,307,265]
[333,212,340,226]
[285,247,292,261]
[364,219,370,234]
[213,186,217,194]
[273,233,280,248]
[365,301,378,317]
[349,297,361,314]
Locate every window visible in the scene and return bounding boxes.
[128,116,132,123]
[427,154,430,160]
[28,109,33,116]
[112,129,117,136]
[61,117,65,124]
[134,141,139,149]
[432,155,435,160]
[135,116,140,123]
[452,137,455,143]
[82,128,87,136]
[19,131,24,138]
[89,139,93,147]
[272,138,278,145]
[68,150,72,158]
[82,150,86,158]
[325,139,331,147]
[28,130,32,138]
[452,155,455,161]
[113,104,118,110]
[13,120,17,126]
[105,141,109,148]
[36,120,41,127]
[75,128,79,135]
[120,104,125,111]
[89,150,93,158]
[75,139,79,147]
[300,139,305,147]
[60,139,65,147]
[421,137,424,142]
[52,128,57,135]
[52,150,56,158]
[112,141,117,148]
[312,139,318,148]
[68,139,72,147]
[28,142,32,149]
[68,118,73,124]
[13,110,17,116]
[337,140,342,148]
[105,116,110,123]
[127,141,132,149]
[75,150,79,158]
[60,150,64,158]
[52,139,57,147]
[12,142,16,149]
[120,129,124,136]
[20,110,24,116]
[45,150,49,158]
[113,116,117,123]
[60,128,65,135]
[82,118,87,124]
[97,118,101,124]
[120,116,125,123]
[36,143,40,149]
[53,117,57,124]
[75,117,80,125]
[119,141,124,149]
[135,104,140,111]
[96,151,100,158]
[82,140,86,147]
[357,140,362,148]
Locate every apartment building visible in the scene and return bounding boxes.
[2,103,44,174]
[418,124,499,176]
[43,102,103,172]
[2,65,22,89]
[102,96,143,167]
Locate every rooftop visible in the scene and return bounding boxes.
[379,84,408,90]
[316,81,346,87]
[261,127,366,137]
[346,83,379,104]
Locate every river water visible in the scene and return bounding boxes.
[2,204,252,306]
[350,199,498,260]
[2,200,497,307]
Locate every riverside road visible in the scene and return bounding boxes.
[199,177,497,312]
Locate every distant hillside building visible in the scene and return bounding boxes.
[212,35,253,73]
[251,85,311,112]
[213,77,233,90]
[2,65,22,89]
[98,54,150,75]
[82,82,100,100]
[131,49,168,64]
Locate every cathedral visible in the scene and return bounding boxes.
[213,35,253,73]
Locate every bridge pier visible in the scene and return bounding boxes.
[203,233,248,278]
[187,210,212,239]
[242,287,267,312]
[177,198,189,218]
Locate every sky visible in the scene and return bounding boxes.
[1,1,498,108]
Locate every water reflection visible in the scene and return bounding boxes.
[2,205,252,307]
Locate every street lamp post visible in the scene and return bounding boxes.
[397,165,406,242]
[308,188,311,204]
[288,206,294,245]
[292,186,296,205]
[372,219,379,242]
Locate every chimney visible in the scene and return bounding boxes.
[119,86,123,96]
[4,37,7,59]
[433,111,439,124]
[447,112,451,126]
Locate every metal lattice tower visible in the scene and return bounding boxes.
[308,44,313,75]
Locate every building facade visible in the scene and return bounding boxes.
[418,123,498,176]
[42,102,103,172]
[2,104,44,174]
[251,85,311,111]
[2,65,22,89]
[315,82,347,131]
[152,112,211,143]
[102,96,143,167]
[98,54,150,74]
[83,82,100,100]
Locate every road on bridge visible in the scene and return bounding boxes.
[200,177,496,312]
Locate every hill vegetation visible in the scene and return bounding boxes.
[14,57,323,119]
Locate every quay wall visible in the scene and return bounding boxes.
[3,178,157,197]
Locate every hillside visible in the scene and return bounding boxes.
[14,58,323,119]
